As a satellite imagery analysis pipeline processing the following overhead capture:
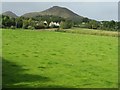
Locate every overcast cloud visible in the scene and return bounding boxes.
[2,2,118,21]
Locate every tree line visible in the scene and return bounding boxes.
[1,15,120,31]
[78,18,119,31]
[1,15,73,29]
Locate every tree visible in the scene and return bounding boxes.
[34,21,46,29]
[60,20,73,29]
[22,20,29,29]
[2,15,16,28]
[108,20,116,30]
[87,20,99,29]
[82,17,90,23]
[16,17,23,28]
[100,20,117,31]
[117,22,120,31]
[10,17,16,26]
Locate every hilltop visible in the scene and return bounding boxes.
[2,11,18,18]
[22,6,84,22]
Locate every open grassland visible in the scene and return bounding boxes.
[2,29,118,88]
[60,28,119,37]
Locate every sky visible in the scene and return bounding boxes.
[2,2,119,21]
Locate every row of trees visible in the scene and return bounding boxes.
[78,18,120,31]
[1,15,120,31]
[1,15,73,29]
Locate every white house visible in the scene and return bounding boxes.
[49,22,60,27]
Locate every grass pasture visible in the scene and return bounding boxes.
[59,28,119,37]
[2,29,118,88]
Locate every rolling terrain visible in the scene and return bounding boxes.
[2,6,86,22]
[22,6,84,21]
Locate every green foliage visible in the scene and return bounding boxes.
[82,17,90,23]
[87,20,99,29]
[10,26,16,29]
[99,20,118,31]
[60,20,73,29]
[2,15,16,28]
[28,26,35,30]
[1,15,119,31]
[117,22,120,31]
[22,20,29,29]
[16,17,23,28]
[34,22,46,29]
[33,15,65,24]
[109,20,116,29]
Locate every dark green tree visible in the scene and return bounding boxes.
[87,20,99,29]
[60,20,73,29]
[22,20,29,29]
[82,17,90,23]
[16,17,23,28]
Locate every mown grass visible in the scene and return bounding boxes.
[2,29,118,88]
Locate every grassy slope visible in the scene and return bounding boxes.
[2,29,118,88]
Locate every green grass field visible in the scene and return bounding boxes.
[2,29,118,88]
[60,28,119,37]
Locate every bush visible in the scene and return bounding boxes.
[10,26,16,29]
[16,20,23,28]
[87,20,99,29]
[28,26,35,30]
[22,25,28,29]
[34,22,45,29]
[22,20,29,29]
[60,20,73,29]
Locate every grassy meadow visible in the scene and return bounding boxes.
[2,28,118,88]
[60,28,119,37]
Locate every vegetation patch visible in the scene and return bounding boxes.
[57,28,119,37]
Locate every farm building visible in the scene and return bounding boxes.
[49,22,60,28]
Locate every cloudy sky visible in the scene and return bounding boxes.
[2,2,119,21]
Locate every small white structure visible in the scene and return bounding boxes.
[56,22,60,27]
[49,22,54,27]
[49,21,60,27]
[43,21,48,25]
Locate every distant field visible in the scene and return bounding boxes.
[2,29,118,88]
[60,28,119,37]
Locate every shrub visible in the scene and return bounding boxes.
[28,26,35,30]
[60,20,73,29]
[22,20,29,29]
[87,20,99,29]
[34,22,45,29]
[16,19,23,28]
[10,26,16,29]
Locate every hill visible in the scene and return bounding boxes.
[22,6,84,22]
[2,11,18,18]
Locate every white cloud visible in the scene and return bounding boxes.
[1,0,120,2]
[2,2,118,21]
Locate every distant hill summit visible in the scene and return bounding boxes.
[22,6,84,22]
[2,11,18,18]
